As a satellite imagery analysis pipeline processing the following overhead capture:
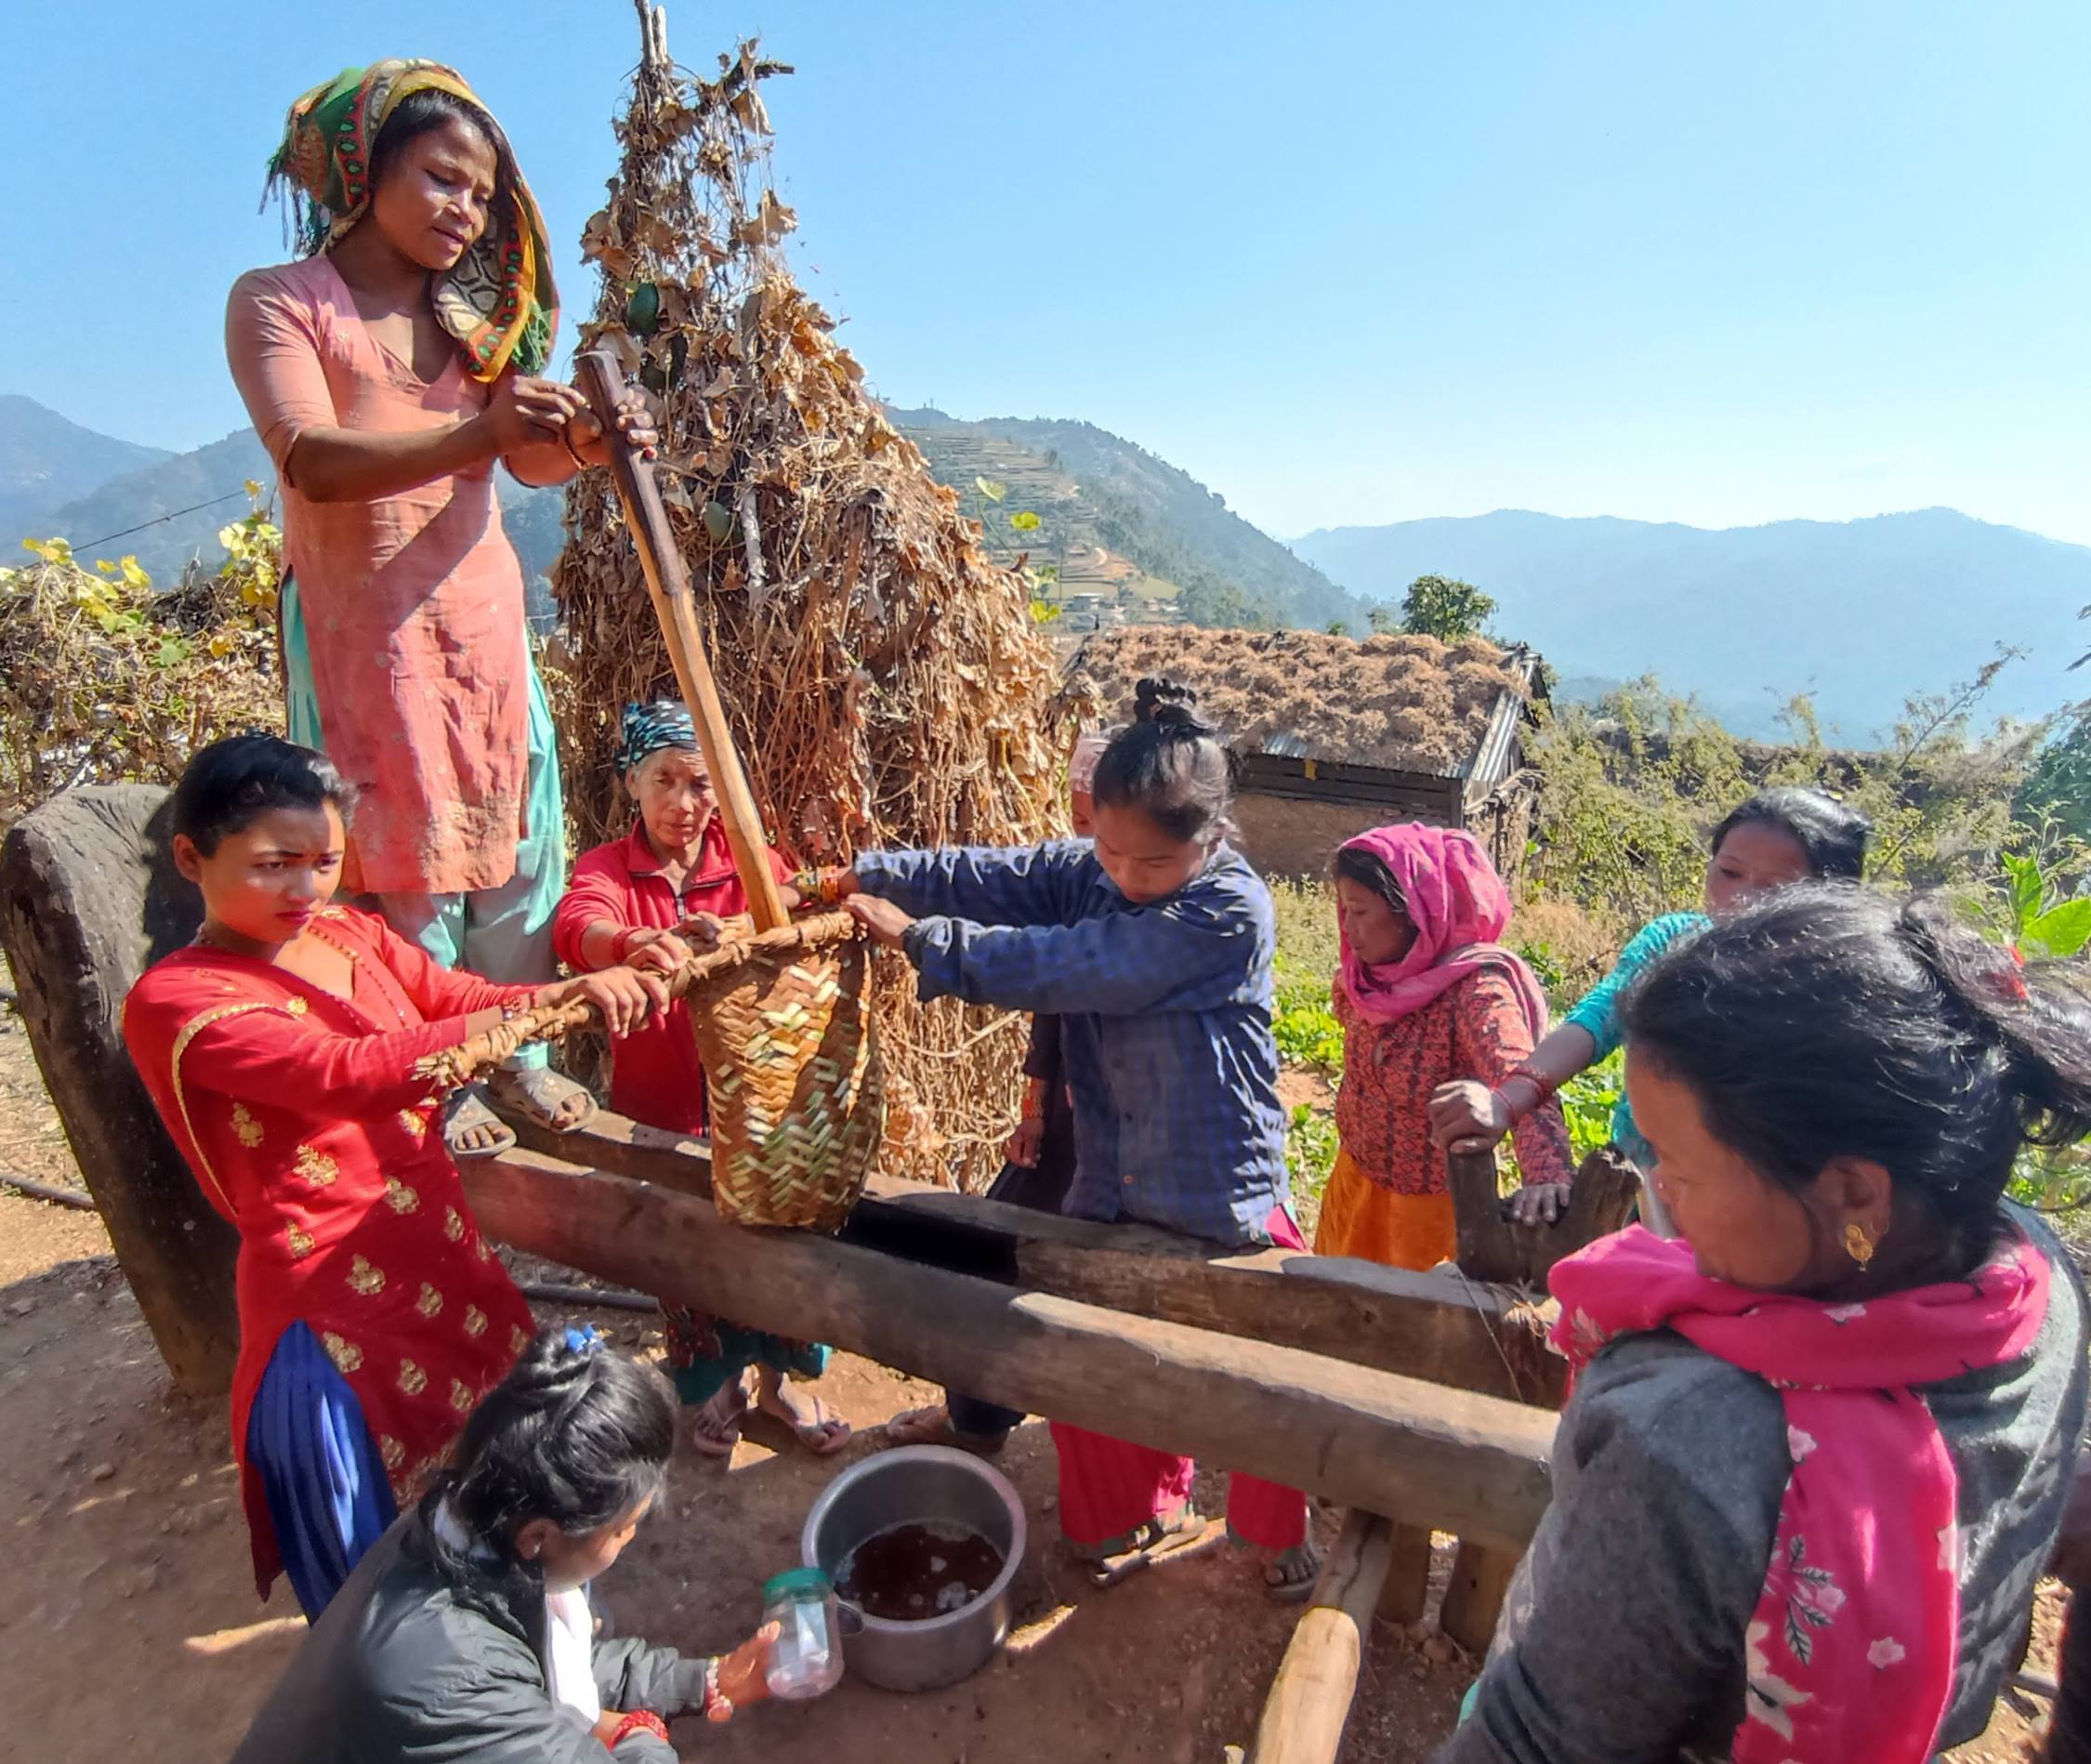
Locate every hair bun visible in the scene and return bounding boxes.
[505,1328,592,1396]
[1133,676,1198,719]
[1133,676,1211,735]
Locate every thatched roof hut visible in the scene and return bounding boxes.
[1061,626,1545,878]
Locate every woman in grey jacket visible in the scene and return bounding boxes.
[232,1330,779,1762]
[1441,888,2091,1764]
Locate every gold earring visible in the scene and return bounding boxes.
[1844,1221,1875,1267]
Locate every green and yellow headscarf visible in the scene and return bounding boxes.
[266,59,558,381]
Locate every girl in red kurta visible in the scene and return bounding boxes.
[553,702,848,1460]
[125,735,665,1618]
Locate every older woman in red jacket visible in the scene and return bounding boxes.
[553,702,847,1459]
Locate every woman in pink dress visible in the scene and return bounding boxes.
[226,59,654,1159]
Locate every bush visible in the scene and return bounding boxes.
[1528,667,2045,930]
[0,510,283,834]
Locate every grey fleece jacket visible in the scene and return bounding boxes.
[230,1509,708,1764]
[1439,1207,2089,1764]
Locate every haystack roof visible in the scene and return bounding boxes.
[1061,625,1537,778]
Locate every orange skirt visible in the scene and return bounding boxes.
[1312,1146,1458,1271]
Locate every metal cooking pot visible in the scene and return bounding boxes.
[799,1443,1028,1692]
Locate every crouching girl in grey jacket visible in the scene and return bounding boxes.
[232,1329,779,1762]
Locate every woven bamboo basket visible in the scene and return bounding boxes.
[417,909,884,1233]
[679,913,884,1231]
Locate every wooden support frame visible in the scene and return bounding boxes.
[464,1150,1557,1547]
[495,1107,1568,1406]
[1447,1145,1640,1289]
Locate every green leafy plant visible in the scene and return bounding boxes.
[1998,849,2091,957]
[1272,977,1344,1074]
[1285,1102,1339,1204]
[1557,1056,1624,1165]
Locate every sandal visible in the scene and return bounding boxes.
[1074,1507,1209,1588]
[883,1404,1008,1456]
[757,1382,853,1457]
[689,1385,747,1460]
[1263,1538,1323,1605]
[487,1066,598,1135]
[445,1089,517,1161]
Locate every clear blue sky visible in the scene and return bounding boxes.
[4,1,2086,543]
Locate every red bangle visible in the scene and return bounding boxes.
[609,926,641,964]
[1506,1066,1558,1106]
[608,1710,671,1747]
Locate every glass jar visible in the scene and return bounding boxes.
[762,1567,845,1700]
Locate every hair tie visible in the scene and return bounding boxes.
[563,1324,606,1356]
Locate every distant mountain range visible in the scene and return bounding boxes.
[7,391,2088,743]
[1293,509,2091,741]
[0,394,169,541]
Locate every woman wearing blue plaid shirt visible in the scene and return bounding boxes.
[831,681,1323,1601]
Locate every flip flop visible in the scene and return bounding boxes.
[1077,1508,1209,1589]
[758,1390,853,1457]
[1263,1539,1324,1605]
[688,1389,747,1460]
[882,1403,1008,1456]
[487,1066,598,1135]
[444,1090,517,1161]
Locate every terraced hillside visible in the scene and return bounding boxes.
[889,407,1361,631]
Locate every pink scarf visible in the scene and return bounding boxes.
[1550,1226,2052,1762]
[1335,823,1547,1036]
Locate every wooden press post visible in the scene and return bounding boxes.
[577,349,790,931]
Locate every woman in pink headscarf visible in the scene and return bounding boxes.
[1315,823,1572,1270]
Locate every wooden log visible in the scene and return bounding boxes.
[0,785,239,1396]
[1248,1510,1400,1764]
[1440,1537,1523,1654]
[496,1106,1567,1405]
[1448,1145,1640,1289]
[465,1151,1558,1547]
[1377,1523,1434,1626]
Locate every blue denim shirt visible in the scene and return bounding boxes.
[854,840,1291,1248]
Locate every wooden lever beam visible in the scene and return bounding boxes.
[576,349,788,929]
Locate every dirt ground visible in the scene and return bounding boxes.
[0,992,2064,1762]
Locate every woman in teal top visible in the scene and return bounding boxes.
[1428,786,1871,1234]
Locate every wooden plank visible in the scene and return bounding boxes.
[1458,648,1540,785]
[1249,1510,1400,1764]
[1241,779,1462,813]
[1378,1523,1434,1626]
[465,1151,1558,1547]
[506,1108,716,1195]
[1238,753,1460,793]
[1440,1538,1522,1653]
[499,1108,1567,1405]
